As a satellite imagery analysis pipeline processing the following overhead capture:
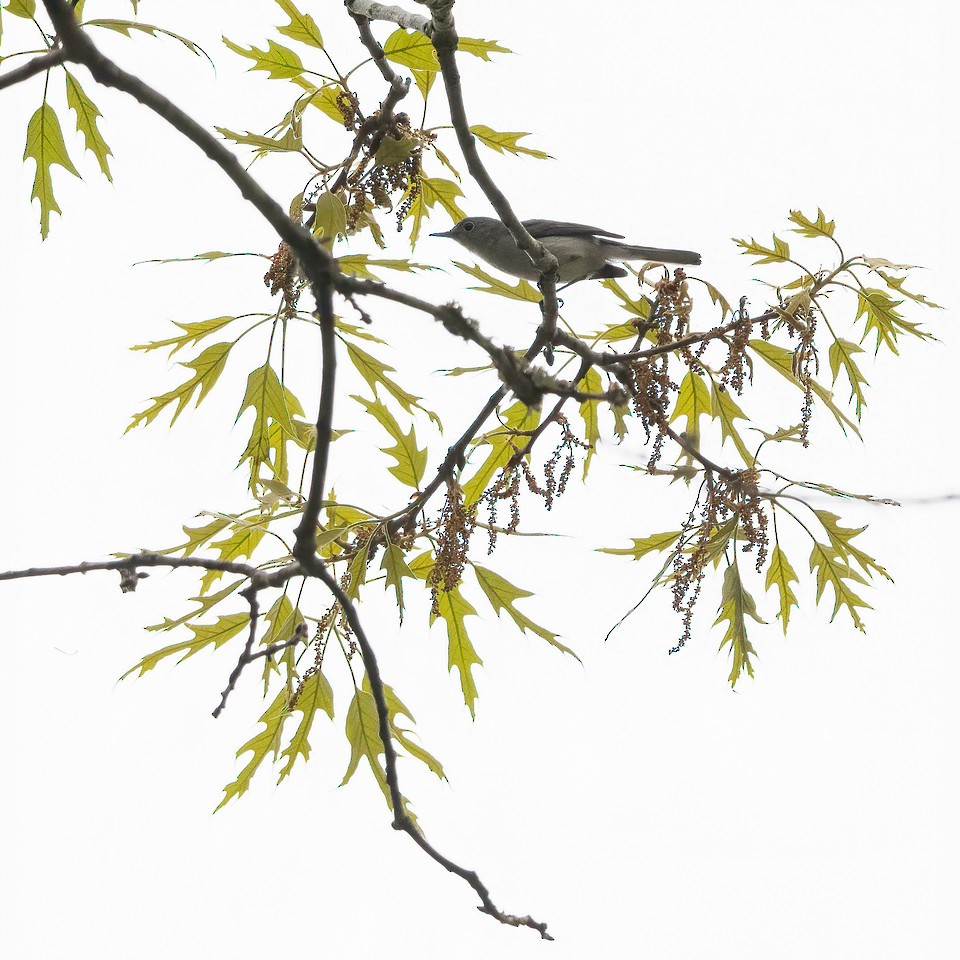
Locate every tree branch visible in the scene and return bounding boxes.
[300,551,552,940]
[344,0,431,34]
[0,47,67,91]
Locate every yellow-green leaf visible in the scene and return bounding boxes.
[22,102,80,239]
[578,366,603,479]
[237,363,305,486]
[344,341,439,424]
[599,530,682,560]
[457,37,511,60]
[222,36,303,79]
[434,587,481,717]
[733,234,791,265]
[64,70,112,181]
[473,564,577,658]
[451,260,541,301]
[216,125,301,152]
[764,544,799,634]
[404,176,466,246]
[274,0,323,48]
[312,189,347,243]
[6,0,36,19]
[351,394,427,488]
[86,20,213,64]
[828,338,869,417]
[126,341,233,432]
[278,669,334,782]
[337,254,434,281]
[670,371,711,436]
[383,27,439,70]
[855,287,931,353]
[121,612,249,678]
[749,339,861,438]
[808,541,871,631]
[600,277,651,320]
[814,510,891,581]
[710,381,753,464]
[714,561,763,687]
[875,270,942,310]
[216,688,290,810]
[381,536,415,620]
[131,315,240,357]
[461,400,541,505]
[469,124,550,159]
[376,677,445,780]
[787,208,835,239]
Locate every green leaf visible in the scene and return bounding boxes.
[6,0,37,18]
[383,27,440,70]
[121,612,249,678]
[578,366,603,479]
[468,124,550,159]
[814,510,891,581]
[260,594,305,650]
[22,102,80,239]
[598,530,682,560]
[289,80,349,123]
[215,125,302,152]
[278,670,334,782]
[411,67,435,100]
[787,208,835,239]
[457,37,511,59]
[340,688,390,793]
[855,287,931,354]
[749,339,861,438]
[237,363,305,486]
[710,381,753,464]
[351,394,427,489]
[764,544,799,634]
[64,70,112,181]
[216,688,290,810]
[131,315,240,357]
[701,280,732,318]
[733,234,791,265]
[274,0,323,49]
[377,678,445,780]
[404,176,466,247]
[451,260,541,301]
[375,132,419,166]
[828,338,869,417]
[670,371,711,436]
[875,270,942,310]
[222,36,303,79]
[146,579,244,632]
[714,561,763,687]
[461,400,541,506]
[434,587,481,717]
[344,341,439,424]
[85,20,213,64]
[600,277,651,320]
[337,254,434,281]
[126,341,233,432]
[473,564,577,658]
[380,536,415,620]
[809,541,871,630]
[311,189,347,242]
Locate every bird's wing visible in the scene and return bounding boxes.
[521,219,624,240]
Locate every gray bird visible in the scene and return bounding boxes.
[431,217,701,287]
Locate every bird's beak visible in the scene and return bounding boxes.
[430,229,454,238]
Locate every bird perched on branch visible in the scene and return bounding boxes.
[431,217,700,288]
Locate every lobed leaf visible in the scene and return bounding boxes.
[64,70,112,181]
[121,613,249,678]
[22,102,80,239]
[274,0,323,49]
[714,561,764,686]
[787,208,835,239]
[222,36,303,79]
[468,124,550,159]
[764,544,799,634]
[126,341,234,432]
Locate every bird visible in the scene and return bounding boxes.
[431,217,700,288]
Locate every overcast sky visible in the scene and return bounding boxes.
[3,2,959,958]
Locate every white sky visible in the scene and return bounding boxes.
[2,1,959,957]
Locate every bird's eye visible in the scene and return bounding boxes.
[462,221,474,232]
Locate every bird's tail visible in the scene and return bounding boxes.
[602,242,701,266]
